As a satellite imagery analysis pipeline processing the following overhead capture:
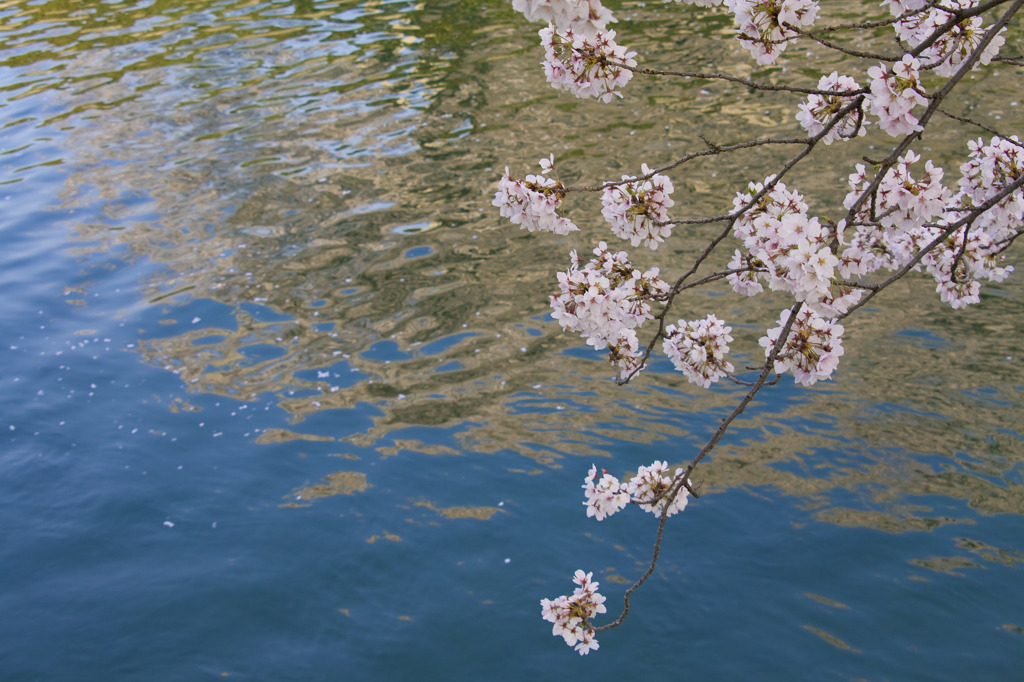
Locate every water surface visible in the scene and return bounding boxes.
[2,1,1024,679]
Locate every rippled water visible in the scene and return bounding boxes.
[2,1,1024,679]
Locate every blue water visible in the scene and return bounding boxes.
[3,0,1024,679]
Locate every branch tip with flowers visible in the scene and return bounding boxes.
[496,0,1023,654]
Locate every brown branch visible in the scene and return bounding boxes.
[597,302,802,632]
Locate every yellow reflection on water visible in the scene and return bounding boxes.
[286,470,370,504]
[414,499,503,520]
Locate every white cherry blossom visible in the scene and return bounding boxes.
[889,0,1005,78]
[512,0,615,36]
[626,461,690,517]
[759,308,845,385]
[601,163,675,249]
[724,0,819,65]
[662,314,735,388]
[550,242,669,378]
[583,465,630,520]
[540,25,636,103]
[866,55,926,137]
[540,570,607,655]
[796,72,867,144]
[493,163,579,235]
[958,135,1024,240]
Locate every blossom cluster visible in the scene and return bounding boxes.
[540,570,607,655]
[540,25,636,103]
[601,163,675,249]
[730,177,858,316]
[865,55,927,137]
[629,461,691,517]
[921,227,1013,308]
[796,71,866,144]
[583,465,630,520]
[512,0,614,36]
[841,143,1019,309]
[550,242,670,378]
[959,135,1024,239]
[492,160,578,235]
[583,461,691,521]
[759,307,845,385]
[888,0,1005,78]
[841,153,948,277]
[845,151,952,233]
[724,0,820,65]
[662,314,735,388]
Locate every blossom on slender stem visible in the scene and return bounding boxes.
[626,461,689,517]
[540,570,607,655]
[796,72,866,144]
[845,151,952,232]
[550,243,669,379]
[493,161,578,235]
[958,135,1024,241]
[724,0,820,65]
[920,226,1013,308]
[890,0,1005,78]
[759,308,845,385]
[866,55,926,137]
[540,25,636,102]
[601,163,675,249]
[583,465,630,520]
[840,151,959,288]
[731,177,849,312]
[663,314,735,388]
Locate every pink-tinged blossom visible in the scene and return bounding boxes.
[550,243,669,379]
[606,327,646,380]
[796,72,866,144]
[601,163,675,250]
[512,0,615,36]
[493,162,579,235]
[583,465,630,520]
[626,461,689,517]
[921,224,1014,308]
[731,177,848,310]
[662,314,735,388]
[845,151,952,233]
[958,136,1024,240]
[540,570,607,655]
[540,25,636,103]
[841,152,953,284]
[759,308,845,385]
[889,0,1005,78]
[725,249,764,296]
[724,0,819,65]
[807,287,864,318]
[881,0,927,14]
[538,153,556,175]
[866,55,927,137]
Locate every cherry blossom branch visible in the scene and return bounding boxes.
[504,0,1022,655]
[566,136,813,194]
[936,107,1023,141]
[839,171,1024,316]
[624,64,870,97]
[611,96,865,385]
[597,304,802,631]
[844,0,1020,223]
